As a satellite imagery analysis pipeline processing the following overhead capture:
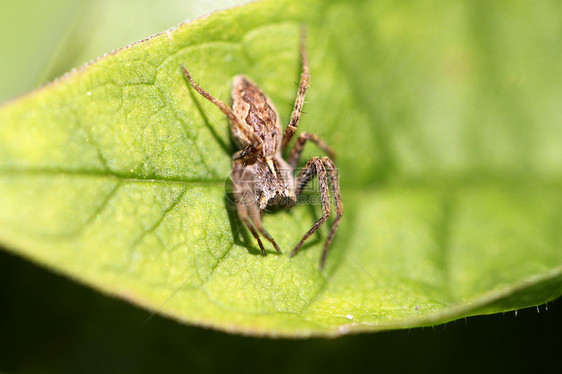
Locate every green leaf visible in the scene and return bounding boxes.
[1,0,561,337]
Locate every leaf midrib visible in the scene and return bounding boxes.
[0,168,225,184]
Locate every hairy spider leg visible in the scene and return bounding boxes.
[319,157,343,268]
[290,157,331,263]
[232,159,281,255]
[290,157,343,268]
[281,26,310,152]
[288,132,336,169]
[181,65,262,152]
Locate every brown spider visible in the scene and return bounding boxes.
[181,29,342,268]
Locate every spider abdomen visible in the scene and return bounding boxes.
[231,75,282,157]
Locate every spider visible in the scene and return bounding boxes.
[181,29,342,268]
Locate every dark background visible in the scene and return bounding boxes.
[1,249,560,374]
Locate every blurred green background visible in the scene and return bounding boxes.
[0,0,560,372]
[0,0,251,103]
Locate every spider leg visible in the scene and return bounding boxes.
[232,159,265,254]
[281,26,310,152]
[288,132,335,169]
[182,65,261,151]
[247,198,282,254]
[290,157,331,263]
[232,159,281,255]
[237,203,266,255]
[319,157,343,268]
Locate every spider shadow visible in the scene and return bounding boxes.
[224,194,262,256]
